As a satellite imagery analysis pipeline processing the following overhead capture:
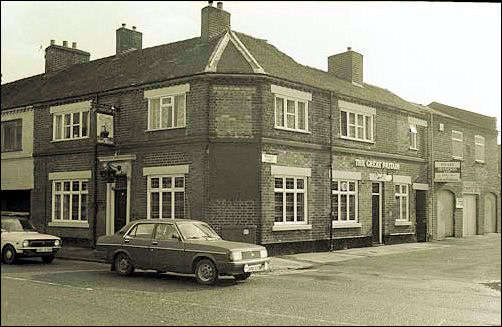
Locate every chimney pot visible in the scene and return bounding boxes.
[347,47,352,51]
[132,26,136,30]
[50,39,55,46]
[122,23,126,27]
[72,42,77,49]
[217,2,223,9]
[208,0,213,6]
[63,40,68,47]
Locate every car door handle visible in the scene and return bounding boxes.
[124,238,130,244]
[152,241,158,246]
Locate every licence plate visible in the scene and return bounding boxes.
[37,248,52,253]
[247,264,264,272]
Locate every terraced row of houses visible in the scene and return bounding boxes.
[1,2,500,254]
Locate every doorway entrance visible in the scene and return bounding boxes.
[436,189,454,239]
[371,182,382,244]
[416,190,427,242]
[463,194,477,236]
[114,175,128,233]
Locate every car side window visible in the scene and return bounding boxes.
[155,224,180,241]
[129,223,155,239]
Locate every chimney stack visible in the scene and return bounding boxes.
[201,1,230,41]
[327,47,363,84]
[116,24,142,55]
[45,40,90,73]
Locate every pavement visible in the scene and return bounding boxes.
[53,237,478,273]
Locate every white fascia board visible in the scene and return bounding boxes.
[271,85,312,102]
[49,170,92,180]
[331,170,362,180]
[408,116,428,127]
[271,165,311,177]
[205,32,231,72]
[229,31,266,74]
[143,165,189,176]
[144,84,190,99]
[50,101,92,114]
[338,100,376,116]
[393,175,412,184]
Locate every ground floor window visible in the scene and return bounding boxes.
[331,180,358,223]
[147,175,185,219]
[395,184,409,220]
[274,176,307,224]
[52,180,88,222]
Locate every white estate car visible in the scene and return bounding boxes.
[1,213,62,264]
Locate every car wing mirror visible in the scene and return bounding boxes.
[123,235,132,243]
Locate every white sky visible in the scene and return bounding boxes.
[1,1,500,141]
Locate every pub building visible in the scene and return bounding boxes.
[1,2,499,254]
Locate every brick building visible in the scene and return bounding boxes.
[1,2,500,253]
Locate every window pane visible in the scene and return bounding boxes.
[286,100,295,129]
[349,113,355,124]
[297,179,304,190]
[63,194,70,220]
[175,94,185,127]
[298,102,305,130]
[365,116,372,140]
[349,195,355,221]
[341,111,348,136]
[55,182,62,192]
[174,192,184,218]
[65,125,71,139]
[161,105,171,129]
[274,193,283,222]
[72,195,79,220]
[55,115,62,140]
[72,181,80,191]
[357,114,364,127]
[285,193,294,221]
[55,194,61,219]
[81,181,88,191]
[349,181,355,192]
[287,114,295,129]
[340,194,347,220]
[150,98,160,130]
[340,181,348,192]
[151,192,159,218]
[372,183,379,194]
[151,178,159,189]
[81,194,87,220]
[453,140,462,158]
[286,100,295,114]
[162,177,172,189]
[65,113,71,126]
[161,97,171,105]
[396,196,401,219]
[64,181,71,191]
[296,193,304,222]
[175,177,184,188]
[349,126,355,138]
[331,180,338,191]
[332,194,339,220]
[286,178,294,189]
[274,178,283,189]
[395,185,400,194]
[15,121,22,150]
[162,192,172,219]
[82,112,88,137]
[401,197,407,220]
[275,97,284,127]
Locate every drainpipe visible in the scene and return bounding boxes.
[429,111,434,242]
[92,95,99,248]
[329,94,334,251]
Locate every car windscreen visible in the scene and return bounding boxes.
[1,218,37,232]
[177,222,221,240]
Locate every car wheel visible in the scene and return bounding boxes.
[234,272,252,281]
[195,259,218,285]
[2,245,17,264]
[114,253,134,276]
[41,255,55,263]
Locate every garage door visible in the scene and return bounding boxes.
[463,194,477,236]
[484,193,497,233]
[436,190,454,239]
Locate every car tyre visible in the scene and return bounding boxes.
[114,253,134,276]
[41,255,55,263]
[234,272,252,281]
[2,245,17,264]
[195,259,218,285]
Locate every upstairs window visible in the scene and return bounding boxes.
[475,135,485,163]
[148,94,186,130]
[53,111,89,141]
[1,119,22,152]
[340,111,373,142]
[409,124,418,150]
[271,84,311,133]
[452,130,463,159]
[395,184,409,221]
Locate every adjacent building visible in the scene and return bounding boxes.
[1,2,500,254]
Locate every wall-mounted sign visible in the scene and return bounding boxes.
[97,113,114,144]
[456,198,464,209]
[262,153,277,164]
[355,159,400,170]
[434,161,461,182]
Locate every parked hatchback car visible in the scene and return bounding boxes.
[1,213,62,264]
[95,219,270,285]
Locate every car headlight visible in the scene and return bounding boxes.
[54,239,61,247]
[260,249,268,258]
[229,250,242,261]
[22,240,30,248]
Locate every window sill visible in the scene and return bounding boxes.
[475,160,485,164]
[409,147,418,151]
[48,221,89,228]
[452,156,464,161]
[332,221,361,229]
[51,137,90,143]
[274,126,310,134]
[272,224,312,231]
[394,220,412,226]
[339,136,374,144]
[146,126,186,132]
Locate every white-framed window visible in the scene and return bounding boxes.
[147,175,185,219]
[331,180,358,223]
[148,94,186,131]
[475,135,485,163]
[274,96,309,132]
[52,180,88,222]
[340,110,373,142]
[409,124,418,150]
[395,184,409,221]
[274,176,307,224]
[452,130,463,159]
[53,111,89,141]
[1,119,22,152]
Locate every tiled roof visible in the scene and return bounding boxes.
[235,32,424,115]
[1,36,221,110]
[428,102,497,130]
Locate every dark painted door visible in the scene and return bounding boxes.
[416,190,427,242]
[114,175,127,233]
[371,182,381,243]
